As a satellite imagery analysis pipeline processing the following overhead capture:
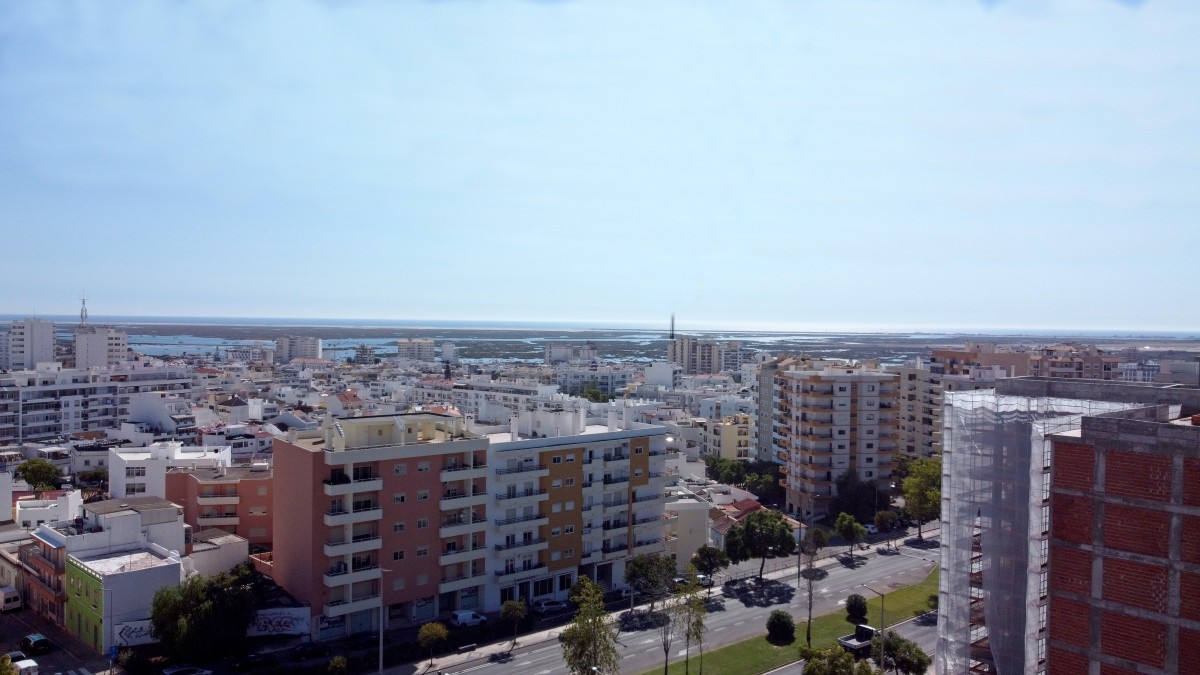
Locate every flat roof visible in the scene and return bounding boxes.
[85,496,180,516]
[75,548,174,575]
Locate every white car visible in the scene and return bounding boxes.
[864,524,878,535]
[531,599,568,614]
[450,610,488,627]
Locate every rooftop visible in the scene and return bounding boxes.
[75,548,175,575]
[84,495,180,516]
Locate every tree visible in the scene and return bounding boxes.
[326,655,348,675]
[874,510,899,551]
[501,599,527,650]
[0,654,16,675]
[725,509,797,579]
[657,592,681,675]
[675,566,707,675]
[691,545,730,598]
[17,458,61,492]
[829,472,888,524]
[800,528,829,647]
[902,457,941,540]
[560,577,620,675]
[625,553,676,613]
[845,593,868,624]
[798,644,881,675]
[834,512,867,560]
[418,621,448,666]
[766,610,795,643]
[151,564,260,661]
[871,631,932,675]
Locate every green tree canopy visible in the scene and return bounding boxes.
[871,630,932,675]
[501,599,527,650]
[834,512,867,559]
[691,545,730,598]
[874,510,900,550]
[560,577,620,675]
[798,644,881,675]
[17,458,61,492]
[150,564,261,662]
[418,621,449,665]
[625,553,676,612]
[902,457,941,539]
[725,509,797,579]
[829,471,888,523]
[0,654,17,675]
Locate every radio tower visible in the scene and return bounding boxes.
[80,295,89,326]
[669,313,675,340]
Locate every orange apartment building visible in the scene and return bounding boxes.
[264,407,669,640]
[164,463,274,547]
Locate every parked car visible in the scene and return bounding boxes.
[618,588,641,601]
[230,652,278,671]
[162,666,215,675]
[449,610,488,627]
[4,651,26,663]
[531,599,568,615]
[292,642,332,660]
[864,524,878,535]
[19,634,51,655]
[695,574,714,587]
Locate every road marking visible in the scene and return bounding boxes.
[837,599,846,605]
[713,626,727,631]
[537,670,553,674]
[623,653,637,659]
[677,649,689,657]
[735,620,746,626]
[640,638,656,645]
[518,661,533,666]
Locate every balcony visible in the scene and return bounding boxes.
[197,513,239,526]
[494,513,548,529]
[440,490,488,510]
[494,563,547,583]
[196,493,240,506]
[440,545,489,567]
[633,538,667,555]
[493,464,548,477]
[602,520,629,531]
[602,454,631,466]
[440,463,488,482]
[440,571,488,593]
[601,500,628,511]
[440,515,488,537]
[494,489,549,504]
[323,593,381,618]
[323,476,383,497]
[323,534,382,557]
[323,564,382,588]
[323,504,382,527]
[633,493,664,504]
[493,538,548,553]
[602,545,629,562]
[603,475,630,486]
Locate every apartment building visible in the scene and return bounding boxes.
[1028,344,1123,380]
[73,326,128,370]
[555,364,631,396]
[773,364,898,520]
[267,407,668,640]
[667,336,756,376]
[890,358,1006,457]
[699,414,754,461]
[936,378,1200,674]
[544,342,598,365]
[395,338,436,361]
[164,463,273,545]
[109,441,232,500]
[2,318,56,371]
[0,363,192,445]
[275,336,323,363]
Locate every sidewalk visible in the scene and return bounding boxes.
[388,531,940,675]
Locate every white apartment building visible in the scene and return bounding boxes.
[555,364,631,396]
[773,363,899,520]
[544,342,599,364]
[109,441,232,500]
[0,363,192,445]
[643,362,683,390]
[15,490,83,530]
[275,336,323,363]
[74,327,129,370]
[394,339,436,361]
[3,318,56,371]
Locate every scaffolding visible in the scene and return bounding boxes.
[936,390,1137,675]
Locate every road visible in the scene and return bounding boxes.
[420,538,939,675]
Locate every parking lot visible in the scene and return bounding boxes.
[0,607,115,675]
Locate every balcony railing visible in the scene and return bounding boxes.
[442,463,487,473]
[494,513,546,527]
[494,489,548,501]
[495,563,546,579]
[494,537,547,552]
[494,464,547,475]
[603,476,629,485]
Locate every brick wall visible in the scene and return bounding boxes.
[1103,503,1169,558]
[1049,596,1091,649]
[1104,449,1172,502]
[1048,647,1087,675]
[1052,493,1094,546]
[1101,557,1167,613]
[1184,458,1200,507]
[1049,545,1091,596]
[1180,627,1200,674]
[1183,514,1200,565]
[1100,611,1166,669]
[1182,571,1200,622]
[1052,441,1095,491]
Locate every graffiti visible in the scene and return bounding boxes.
[247,607,311,636]
[116,620,158,646]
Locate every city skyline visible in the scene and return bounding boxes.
[3,1,1198,331]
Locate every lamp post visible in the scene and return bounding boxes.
[861,584,885,669]
[379,567,392,675]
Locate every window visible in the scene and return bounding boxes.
[417,490,429,501]
[392,577,406,591]
[566,455,575,463]
[416,546,428,557]
[565,477,575,487]
[635,469,643,477]
[564,548,574,559]
[125,466,146,478]
[394,463,407,476]
[257,486,268,496]
[636,446,644,454]
[565,501,574,511]
[417,461,430,473]
[552,551,561,561]
[125,483,146,495]
[552,527,561,537]
[565,525,575,534]
[394,493,406,504]
[559,574,573,591]
[393,522,405,533]
[248,506,267,516]
[552,456,563,464]
[393,550,405,561]
[417,573,428,586]
[534,579,554,596]
[552,479,562,489]
[417,518,429,529]
[552,503,562,513]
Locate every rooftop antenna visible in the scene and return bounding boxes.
[670,313,675,340]
[80,293,89,326]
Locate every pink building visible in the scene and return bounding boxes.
[164,464,274,547]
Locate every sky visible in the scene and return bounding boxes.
[1,0,1198,332]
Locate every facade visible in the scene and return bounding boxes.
[667,336,721,375]
[643,362,683,390]
[0,363,192,445]
[936,378,1200,674]
[267,407,668,640]
[275,336,323,363]
[3,318,56,371]
[65,544,181,653]
[890,357,1005,457]
[698,414,754,461]
[758,356,797,463]
[773,364,898,520]
[395,338,436,361]
[73,326,128,370]
[164,463,274,545]
[544,342,599,364]
[1027,344,1122,380]
[109,441,232,500]
[555,365,631,396]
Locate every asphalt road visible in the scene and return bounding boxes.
[428,540,939,675]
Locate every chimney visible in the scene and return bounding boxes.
[607,409,616,432]
[510,414,519,442]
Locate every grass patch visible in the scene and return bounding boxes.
[642,567,939,675]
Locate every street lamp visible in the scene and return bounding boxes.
[379,567,392,675]
[861,584,885,669]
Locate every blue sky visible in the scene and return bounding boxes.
[2,0,1197,332]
